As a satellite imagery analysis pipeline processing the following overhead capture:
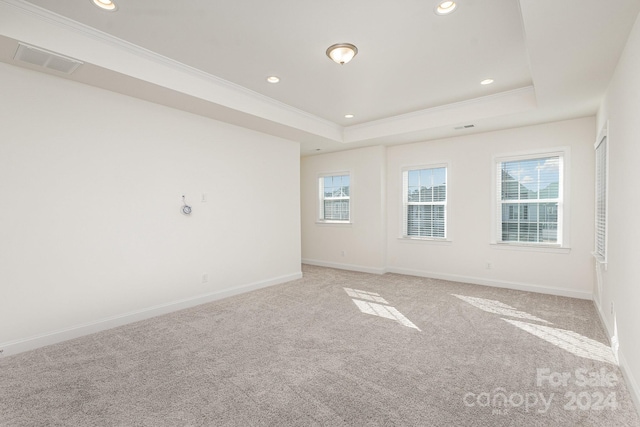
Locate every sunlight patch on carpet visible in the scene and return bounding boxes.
[452,293,616,365]
[453,294,550,323]
[344,288,389,304]
[345,288,420,331]
[503,318,617,365]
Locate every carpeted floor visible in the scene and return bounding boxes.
[1,265,638,426]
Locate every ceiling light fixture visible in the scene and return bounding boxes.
[266,76,280,83]
[435,1,457,15]
[480,78,494,85]
[326,43,358,65]
[344,114,355,119]
[92,0,118,11]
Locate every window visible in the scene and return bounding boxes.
[402,166,447,238]
[495,153,563,245]
[595,130,608,261]
[318,174,350,222]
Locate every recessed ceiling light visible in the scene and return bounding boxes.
[92,0,117,11]
[435,1,457,15]
[480,78,494,85]
[266,76,280,83]
[344,114,355,119]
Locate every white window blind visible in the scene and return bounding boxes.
[496,155,563,245]
[402,166,447,238]
[595,135,607,261]
[319,174,350,222]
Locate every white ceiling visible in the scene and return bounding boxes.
[1,0,639,155]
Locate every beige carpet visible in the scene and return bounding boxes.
[1,265,638,426]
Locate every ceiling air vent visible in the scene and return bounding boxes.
[13,43,83,74]
[454,124,475,130]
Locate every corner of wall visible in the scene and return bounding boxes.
[302,259,387,275]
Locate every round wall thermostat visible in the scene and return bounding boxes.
[181,195,192,215]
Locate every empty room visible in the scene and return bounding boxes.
[1,0,640,425]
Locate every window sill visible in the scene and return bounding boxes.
[398,237,452,245]
[490,243,570,254]
[592,252,608,267]
[316,221,352,227]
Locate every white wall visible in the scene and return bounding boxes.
[301,118,595,298]
[596,11,640,409]
[386,118,595,298]
[301,145,386,273]
[0,62,301,355]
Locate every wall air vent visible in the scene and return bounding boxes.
[454,124,475,130]
[13,43,83,75]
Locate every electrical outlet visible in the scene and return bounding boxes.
[340,250,346,257]
[610,302,614,315]
[486,262,493,270]
[202,273,209,284]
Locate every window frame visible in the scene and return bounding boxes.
[594,123,608,264]
[491,147,571,250]
[317,172,352,224]
[401,163,450,241]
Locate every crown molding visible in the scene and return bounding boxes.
[0,1,542,148]
[343,86,537,144]
[0,1,547,149]
[348,86,536,130]
[0,0,343,141]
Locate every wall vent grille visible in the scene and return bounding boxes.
[13,43,83,74]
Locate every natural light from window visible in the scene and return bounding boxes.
[503,319,617,365]
[453,294,550,323]
[455,294,617,365]
[344,287,389,304]
[345,288,420,331]
[496,154,562,245]
[319,174,350,222]
[403,166,447,238]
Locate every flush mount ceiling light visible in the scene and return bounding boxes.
[326,43,358,65]
[435,0,457,15]
[480,78,494,85]
[344,114,355,119]
[92,0,118,11]
[266,76,280,83]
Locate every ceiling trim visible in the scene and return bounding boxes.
[4,0,632,153]
[0,0,344,141]
[343,86,538,144]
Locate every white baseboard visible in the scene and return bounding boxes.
[384,267,592,300]
[302,258,386,275]
[593,299,640,415]
[302,261,591,299]
[618,349,640,416]
[593,298,613,337]
[0,271,302,358]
